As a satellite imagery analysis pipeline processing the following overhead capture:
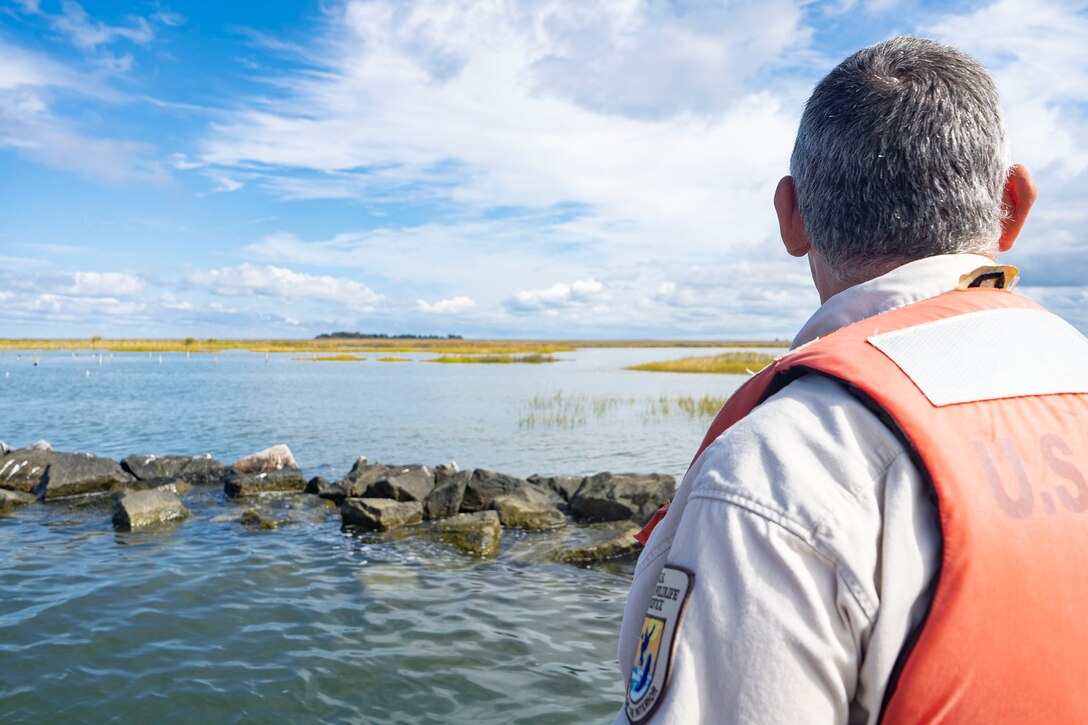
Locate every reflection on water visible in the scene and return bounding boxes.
[0,348,750,722]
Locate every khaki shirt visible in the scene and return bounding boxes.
[616,254,1001,724]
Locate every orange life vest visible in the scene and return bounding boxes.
[658,284,1088,722]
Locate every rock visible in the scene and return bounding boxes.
[37,453,133,500]
[435,460,460,476]
[460,469,560,513]
[568,472,675,524]
[223,469,307,497]
[0,441,8,456]
[307,476,349,505]
[528,474,586,502]
[363,465,435,502]
[341,461,393,497]
[0,488,38,510]
[341,498,423,531]
[490,496,566,530]
[0,448,55,493]
[112,488,190,530]
[424,470,469,520]
[231,444,298,474]
[121,454,230,485]
[29,439,53,452]
[431,511,502,558]
[554,525,643,563]
[112,477,194,497]
[240,509,280,530]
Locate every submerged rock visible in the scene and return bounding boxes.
[431,510,502,558]
[0,488,38,510]
[424,469,469,520]
[37,453,133,500]
[240,509,280,530]
[224,469,307,497]
[568,472,674,524]
[460,469,560,513]
[231,444,298,474]
[0,448,55,493]
[341,498,423,531]
[363,465,435,502]
[490,496,566,530]
[554,525,643,563]
[121,454,229,485]
[112,488,190,530]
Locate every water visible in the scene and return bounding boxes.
[0,348,751,723]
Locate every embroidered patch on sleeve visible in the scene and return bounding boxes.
[625,565,694,723]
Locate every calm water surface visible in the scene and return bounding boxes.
[0,348,753,723]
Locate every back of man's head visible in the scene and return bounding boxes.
[790,36,1009,282]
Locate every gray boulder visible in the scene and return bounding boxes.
[231,444,298,474]
[37,453,133,500]
[29,439,53,452]
[528,474,586,502]
[224,469,307,497]
[112,488,191,530]
[341,461,393,497]
[554,525,643,563]
[431,510,502,558]
[341,498,422,531]
[306,476,348,504]
[1,488,38,510]
[424,469,469,520]
[490,496,566,530]
[363,465,435,502]
[435,461,460,476]
[460,469,560,513]
[568,472,675,524]
[0,448,55,493]
[121,454,229,485]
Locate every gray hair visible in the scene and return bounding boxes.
[790,36,1010,280]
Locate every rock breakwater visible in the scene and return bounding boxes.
[1,441,675,564]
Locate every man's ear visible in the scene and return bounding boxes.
[774,176,811,257]
[998,164,1037,252]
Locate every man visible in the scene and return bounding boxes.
[615,37,1088,724]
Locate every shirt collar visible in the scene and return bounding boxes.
[791,253,1000,348]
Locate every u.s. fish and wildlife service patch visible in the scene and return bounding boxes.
[625,565,694,723]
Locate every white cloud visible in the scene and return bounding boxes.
[45,1,155,51]
[507,278,605,314]
[212,175,244,193]
[416,296,475,314]
[185,263,383,312]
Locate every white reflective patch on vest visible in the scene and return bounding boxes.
[868,308,1088,406]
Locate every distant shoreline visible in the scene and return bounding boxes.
[0,338,790,354]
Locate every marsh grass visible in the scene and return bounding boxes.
[427,353,558,364]
[377,356,413,362]
[519,391,727,428]
[0,338,785,354]
[294,354,367,362]
[626,351,776,375]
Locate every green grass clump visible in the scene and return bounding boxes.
[377,356,413,362]
[626,351,776,375]
[427,353,558,364]
[294,354,367,362]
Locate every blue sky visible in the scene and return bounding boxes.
[2,0,1086,339]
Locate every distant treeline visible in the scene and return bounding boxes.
[315,332,464,340]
